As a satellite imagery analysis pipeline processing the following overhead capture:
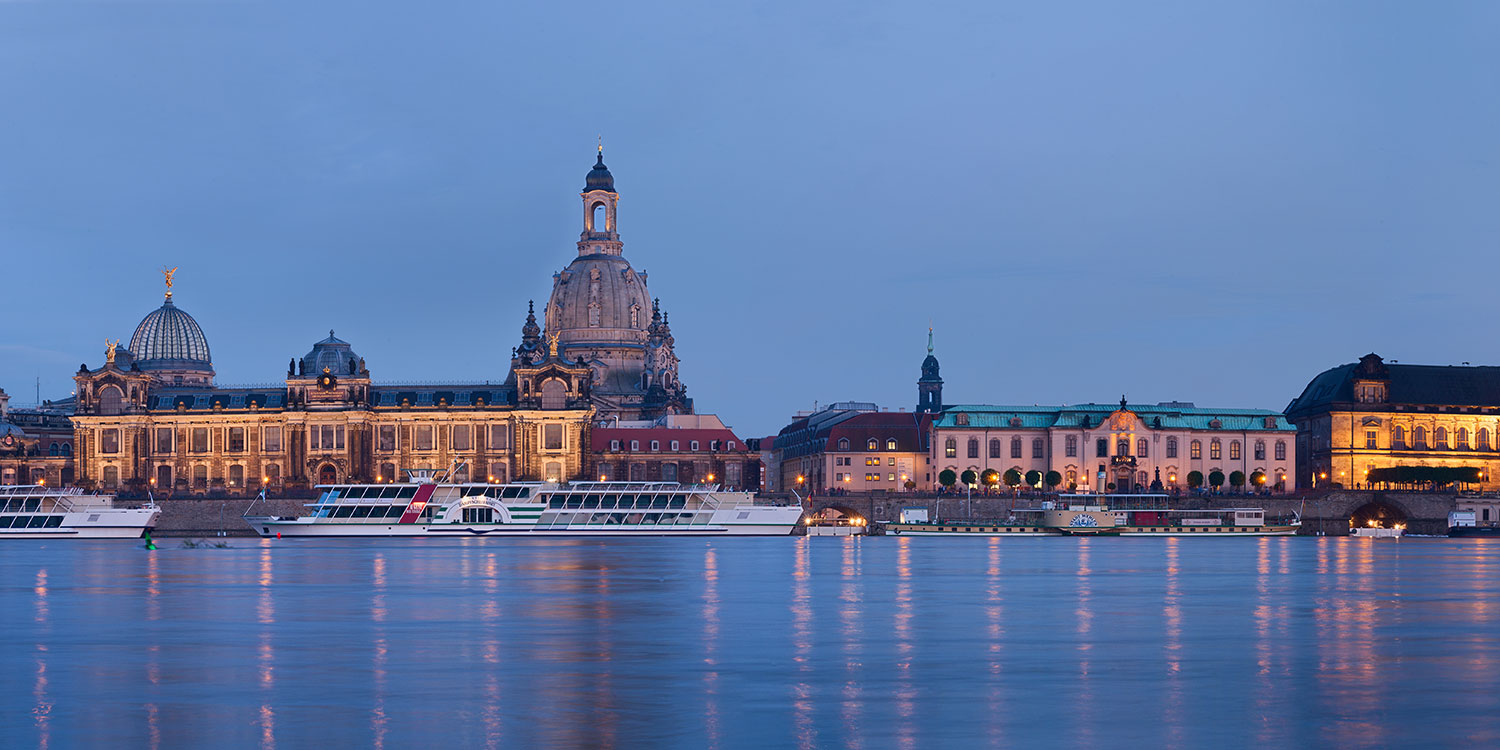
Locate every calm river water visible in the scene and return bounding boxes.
[3,537,1498,749]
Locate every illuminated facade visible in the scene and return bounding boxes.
[0,389,76,487]
[930,400,1296,492]
[1285,353,1500,489]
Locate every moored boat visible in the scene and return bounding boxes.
[244,471,803,537]
[0,485,159,539]
[884,493,1299,537]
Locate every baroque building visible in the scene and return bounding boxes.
[1285,353,1500,489]
[543,149,691,421]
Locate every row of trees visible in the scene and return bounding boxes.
[936,468,1271,490]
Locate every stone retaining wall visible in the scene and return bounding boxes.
[130,497,313,537]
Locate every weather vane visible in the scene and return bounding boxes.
[161,266,178,300]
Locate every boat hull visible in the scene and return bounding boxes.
[0,509,158,540]
[1449,526,1500,538]
[884,522,1300,537]
[246,506,803,538]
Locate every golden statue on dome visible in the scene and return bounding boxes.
[105,339,118,365]
[161,266,178,300]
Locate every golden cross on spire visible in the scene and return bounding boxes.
[598,135,603,155]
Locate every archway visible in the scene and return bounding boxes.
[1350,500,1407,530]
[318,464,338,485]
[811,505,866,526]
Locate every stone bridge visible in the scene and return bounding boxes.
[802,490,1466,536]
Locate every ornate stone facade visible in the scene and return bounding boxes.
[543,149,691,420]
[1286,353,1500,489]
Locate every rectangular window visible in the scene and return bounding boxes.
[1229,442,1241,460]
[1066,436,1077,457]
[710,440,719,451]
[889,458,896,466]
[416,425,434,451]
[631,440,640,451]
[191,428,209,453]
[670,440,679,451]
[1275,442,1286,460]
[1366,431,1378,449]
[611,440,621,451]
[544,424,564,451]
[100,428,120,454]
[690,441,700,451]
[1096,439,1108,458]
[1210,441,1222,460]
[452,425,471,451]
[727,441,736,450]
[650,440,660,451]
[490,424,509,451]
[156,428,174,454]
[263,426,282,453]
[835,472,843,482]
[378,425,396,452]
[228,427,245,453]
[1191,441,1202,459]
[1033,440,1044,459]
[888,473,896,481]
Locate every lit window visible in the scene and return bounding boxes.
[1190,440,1202,459]
[1229,441,1241,460]
[887,439,897,450]
[1365,431,1377,449]
[1210,440,1222,460]
[868,438,879,451]
[945,438,956,458]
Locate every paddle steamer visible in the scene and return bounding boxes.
[885,493,1299,537]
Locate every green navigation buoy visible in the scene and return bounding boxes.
[144,530,157,550]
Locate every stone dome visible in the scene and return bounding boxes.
[129,298,213,372]
[545,255,652,350]
[302,331,361,375]
[584,152,615,193]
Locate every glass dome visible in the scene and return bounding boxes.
[128,298,212,371]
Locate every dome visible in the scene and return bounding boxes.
[302,331,361,375]
[584,151,615,193]
[129,298,212,372]
[545,255,652,350]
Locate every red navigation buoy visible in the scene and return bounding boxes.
[276,532,281,539]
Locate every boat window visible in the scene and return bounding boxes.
[651,495,669,509]
[27,516,46,528]
[669,495,686,509]
[582,495,599,509]
[642,513,661,525]
[0,517,13,528]
[598,494,617,508]
[397,487,417,499]
[545,495,563,509]
[564,494,583,509]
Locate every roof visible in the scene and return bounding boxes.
[1287,359,1500,415]
[592,426,745,452]
[825,412,926,452]
[129,298,212,371]
[936,403,1293,432]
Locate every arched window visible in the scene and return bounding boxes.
[867,438,879,451]
[266,463,281,483]
[379,462,396,482]
[1391,426,1405,449]
[1190,440,1202,459]
[1137,438,1148,458]
[544,461,562,482]
[98,385,124,416]
[955,414,969,426]
[1066,469,1077,485]
[48,443,59,457]
[886,438,898,451]
[192,465,208,488]
[591,202,607,232]
[61,443,72,457]
[944,438,956,458]
[540,379,568,410]
[228,464,244,488]
[968,438,979,459]
[1254,441,1266,460]
[1117,440,1129,456]
[1230,441,1241,460]
[1032,438,1044,459]
[1210,439,1222,460]
[1414,426,1428,449]
[1166,437,1178,458]
[1274,441,1286,460]
[838,438,850,451]
[989,439,1002,458]
[1458,428,1470,449]
[156,464,172,489]
[1012,437,1023,459]
[1435,427,1448,449]
[1480,428,1491,451]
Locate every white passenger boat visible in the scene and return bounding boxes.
[0,485,160,539]
[244,472,804,537]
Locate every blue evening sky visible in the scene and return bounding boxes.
[1,1,1496,438]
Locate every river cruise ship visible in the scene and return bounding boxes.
[885,494,1299,537]
[0,485,160,539]
[245,474,804,537]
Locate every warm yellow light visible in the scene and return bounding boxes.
[149,477,157,485]
[38,478,45,486]
[376,475,383,482]
[796,475,805,484]
[1367,519,1378,527]
[600,475,606,481]
[707,474,716,482]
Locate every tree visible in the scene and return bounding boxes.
[981,468,1000,487]
[938,469,957,488]
[1249,470,1267,487]
[1208,470,1225,488]
[1025,469,1042,487]
[1187,471,1204,488]
[1003,468,1022,487]
[1045,470,1062,489]
[961,469,978,486]
[904,479,917,491]
[1229,470,1246,488]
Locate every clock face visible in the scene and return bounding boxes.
[1069,513,1099,528]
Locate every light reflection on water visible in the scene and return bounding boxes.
[2,538,1500,748]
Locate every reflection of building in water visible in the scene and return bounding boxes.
[1287,352,1500,490]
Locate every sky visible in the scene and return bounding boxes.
[1,1,1496,438]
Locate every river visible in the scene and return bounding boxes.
[3,536,1497,748]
